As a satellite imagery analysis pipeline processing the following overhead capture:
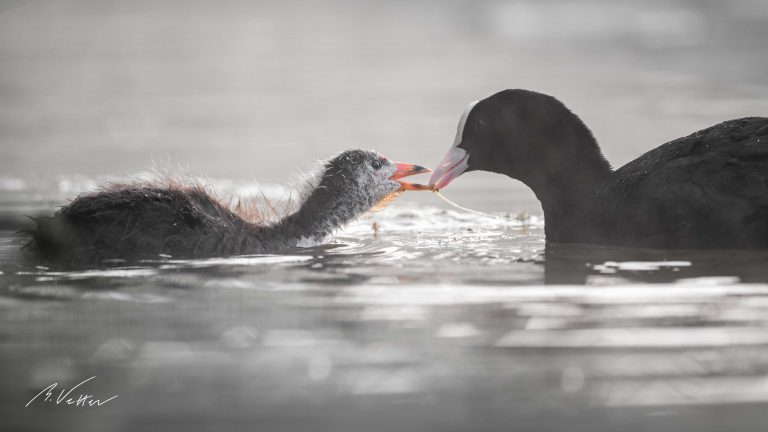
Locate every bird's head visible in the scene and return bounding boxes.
[429,89,599,191]
[317,149,431,211]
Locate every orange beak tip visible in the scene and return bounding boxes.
[390,162,432,180]
[397,182,433,191]
[388,161,432,191]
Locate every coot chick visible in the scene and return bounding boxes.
[429,89,768,249]
[26,150,430,266]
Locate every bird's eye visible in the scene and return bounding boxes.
[371,159,382,169]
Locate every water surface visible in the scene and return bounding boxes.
[2,180,768,431]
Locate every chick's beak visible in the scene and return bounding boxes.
[390,162,432,191]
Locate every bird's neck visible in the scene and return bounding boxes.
[535,162,612,242]
[530,154,612,211]
[269,186,368,247]
[508,132,613,241]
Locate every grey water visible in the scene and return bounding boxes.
[2,0,768,431]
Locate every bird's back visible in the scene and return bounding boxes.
[593,117,768,248]
[27,185,265,266]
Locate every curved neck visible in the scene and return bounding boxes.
[509,130,612,242]
[526,150,612,214]
[266,186,368,248]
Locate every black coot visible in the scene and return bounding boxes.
[26,150,429,266]
[429,89,768,248]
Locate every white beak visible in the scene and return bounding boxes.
[428,146,469,190]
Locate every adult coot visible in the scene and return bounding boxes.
[429,89,768,248]
[26,150,430,266]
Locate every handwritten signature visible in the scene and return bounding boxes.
[26,376,118,408]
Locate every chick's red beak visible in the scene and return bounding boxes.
[390,162,432,191]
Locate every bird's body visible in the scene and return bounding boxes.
[26,150,430,266]
[33,185,275,265]
[429,89,768,249]
[590,117,768,248]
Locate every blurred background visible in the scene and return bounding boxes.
[1,0,767,211]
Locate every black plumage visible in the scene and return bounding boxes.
[431,89,768,248]
[594,117,768,248]
[29,185,269,265]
